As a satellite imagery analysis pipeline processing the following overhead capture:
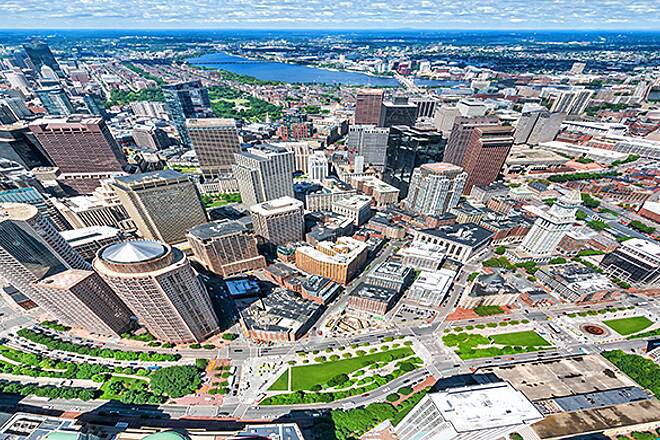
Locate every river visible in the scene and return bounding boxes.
[188,52,462,88]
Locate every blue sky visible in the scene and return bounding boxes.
[1,0,658,29]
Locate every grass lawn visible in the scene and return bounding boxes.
[285,347,414,391]
[99,377,149,400]
[269,369,289,391]
[603,316,653,336]
[443,331,553,361]
[490,331,551,347]
[474,306,504,316]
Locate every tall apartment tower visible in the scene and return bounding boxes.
[94,240,219,343]
[23,41,63,77]
[162,80,213,146]
[461,125,515,194]
[550,89,594,115]
[512,190,581,261]
[28,116,127,174]
[250,196,304,246]
[442,116,498,166]
[0,203,132,335]
[514,110,564,145]
[379,96,418,127]
[232,144,295,207]
[187,118,241,178]
[346,125,390,167]
[308,151,329,182]
[354,89,384,125]
[35,87,74,116]
[110,170,207,245]
[404,163,467,216]
[187,219,266,277]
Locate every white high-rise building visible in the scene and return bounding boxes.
[551,89,594,115]
[395,382,543,440]
[346,125,390,167]
[404,163,467,216]
[308,151,328,182]
[3,70,31,95]
[250,196,304,246]
[232,144,295,207]
[512,189,581,261]
[514,110,565,145]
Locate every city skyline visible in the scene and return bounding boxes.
[1,0,659,30]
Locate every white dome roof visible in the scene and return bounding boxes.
[101,240,167,264]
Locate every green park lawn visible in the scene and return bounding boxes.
[443,330,552,360]
[99,377,149,400]
[603,316,653,336]
[269,369,289,391]
[490,330,551,347]
[271,347,414,392]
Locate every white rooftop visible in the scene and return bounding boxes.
[430,382,543,433]
[101,240,167,264]
[412,269,456,293]
[61,225,121,247]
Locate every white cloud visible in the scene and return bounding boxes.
[0,0,657,29]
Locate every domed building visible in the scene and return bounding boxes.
[93,240,219,343]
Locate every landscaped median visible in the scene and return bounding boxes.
[16,328,179,362]
[0,344,202,404]
[261,346,423,405]
[442,330,553,360]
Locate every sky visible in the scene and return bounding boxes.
[1,0,659,30]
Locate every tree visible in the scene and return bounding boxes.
[581,193,601,209]
[576,210,588,220]
[222,333,238,341]
[495,246,506,255]
[150,366,201,398]
[195,359,209,370]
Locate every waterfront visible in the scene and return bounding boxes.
[188,51,460,87]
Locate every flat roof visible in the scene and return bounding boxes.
[350,283,398,303]
[429,382,543,432]
[419,223,493,248]
[60,226,121,246]
[250,196,303,215]
[188,220,246,240]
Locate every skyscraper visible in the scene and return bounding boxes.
[379,96,418,127]
[384,126,446,198]
[550,89,594,115]
[511,190,581,261]
[346,125,390,167]
[250,196,304,246]
[442,116,499,166]
[461,125,514,194]
[514,110,564,145]
[35,87,74,116]
[0,124,52,169]
[162,80,213,146]
[94,240,219,343]
[354,88,384,125]
[187,118,241,178]
[0,203,132,335]
[232,144,295,207]
[28,116,127,174]
[110,170,208,245]
[404,163,467,216]
[187,219,266,277]
[23,41,63,78]
[308,151,328,182]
